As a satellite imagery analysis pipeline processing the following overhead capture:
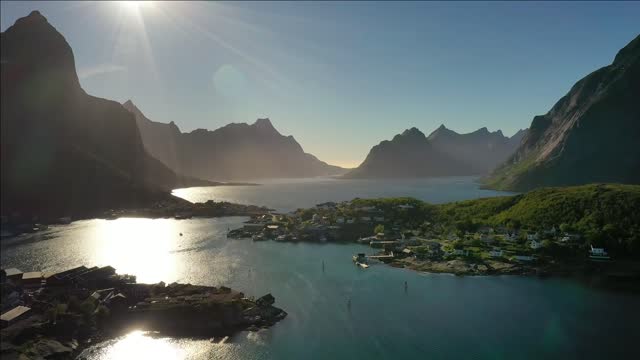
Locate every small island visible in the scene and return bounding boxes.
[228,184,640,287]
[0,265,286,359]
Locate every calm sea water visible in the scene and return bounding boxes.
[172,176,515,212]
[1,178,638,359]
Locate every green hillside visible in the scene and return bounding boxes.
[435,184,640,256]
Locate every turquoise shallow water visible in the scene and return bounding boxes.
[1,178,638,359]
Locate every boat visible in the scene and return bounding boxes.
[352,253,367,263]
[356,262,369,269]
[252,234,266,241]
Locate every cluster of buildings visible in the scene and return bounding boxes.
[0,265,150,328]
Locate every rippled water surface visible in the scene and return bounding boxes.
[2,178,639,359]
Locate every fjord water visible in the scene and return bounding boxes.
[172,176,515,212]
[1,178,638,359]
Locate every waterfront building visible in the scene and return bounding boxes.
[1,306,31,328]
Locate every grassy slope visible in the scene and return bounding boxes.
[435,183,640,256]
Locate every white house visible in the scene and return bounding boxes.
[527,233,539,241]
[505,232,518,242]
[489,249,503,257]
[589,245,609,259]
[530,239,543,250]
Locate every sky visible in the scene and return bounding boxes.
[1,1,639,168]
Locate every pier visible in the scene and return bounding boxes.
[366,251,394,260]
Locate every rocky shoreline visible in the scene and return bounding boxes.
[0,266,286,360]
[382,257,640,292]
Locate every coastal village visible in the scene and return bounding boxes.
[228,199,616,276]
[0,265,286,359]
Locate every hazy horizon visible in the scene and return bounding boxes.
[1,1,638,168]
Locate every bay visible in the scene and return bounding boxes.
[1,178,638,359]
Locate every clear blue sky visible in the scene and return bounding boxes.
[2,1,638,167]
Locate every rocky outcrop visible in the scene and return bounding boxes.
[484,34,640,191]
[124,101,347,181]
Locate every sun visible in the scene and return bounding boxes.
[119,1,153,11]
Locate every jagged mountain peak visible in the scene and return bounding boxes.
[253,117,275,129]
[2,9,79,89]
[401,127,426,137]
[17,10,47,24]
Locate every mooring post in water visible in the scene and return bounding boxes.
[404,281,408,293]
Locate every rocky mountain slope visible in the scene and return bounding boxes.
[0,11,199,217]
[124,101,347,181]
[484,34,640,191]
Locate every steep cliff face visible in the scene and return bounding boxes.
[123,100,184,174]
[345,126,525,179]
[0,11,184,216]
[485,35,640,191]
[125,101,347,181]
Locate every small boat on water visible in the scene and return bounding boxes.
[352,253,369,268]
[252,234,266,241]
[352,253,367,263]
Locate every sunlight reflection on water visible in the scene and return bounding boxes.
[93,218,178,284]
[80,329,263,360]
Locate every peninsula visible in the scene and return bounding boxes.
[228,184,640,287]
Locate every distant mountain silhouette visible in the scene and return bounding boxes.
[344,126,525,178]
[124,101,347,181]
[427,125,527,174]
[0,11,204,217]
[484,34,640,191]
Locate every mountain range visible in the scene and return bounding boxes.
[123,101,347,181]
[2,10,637,217]
[0,11,203,216]
[484,34,640,191]
[344,126,526,178]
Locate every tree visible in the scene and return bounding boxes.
[559,223,573,234]
[374,224,385,235]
